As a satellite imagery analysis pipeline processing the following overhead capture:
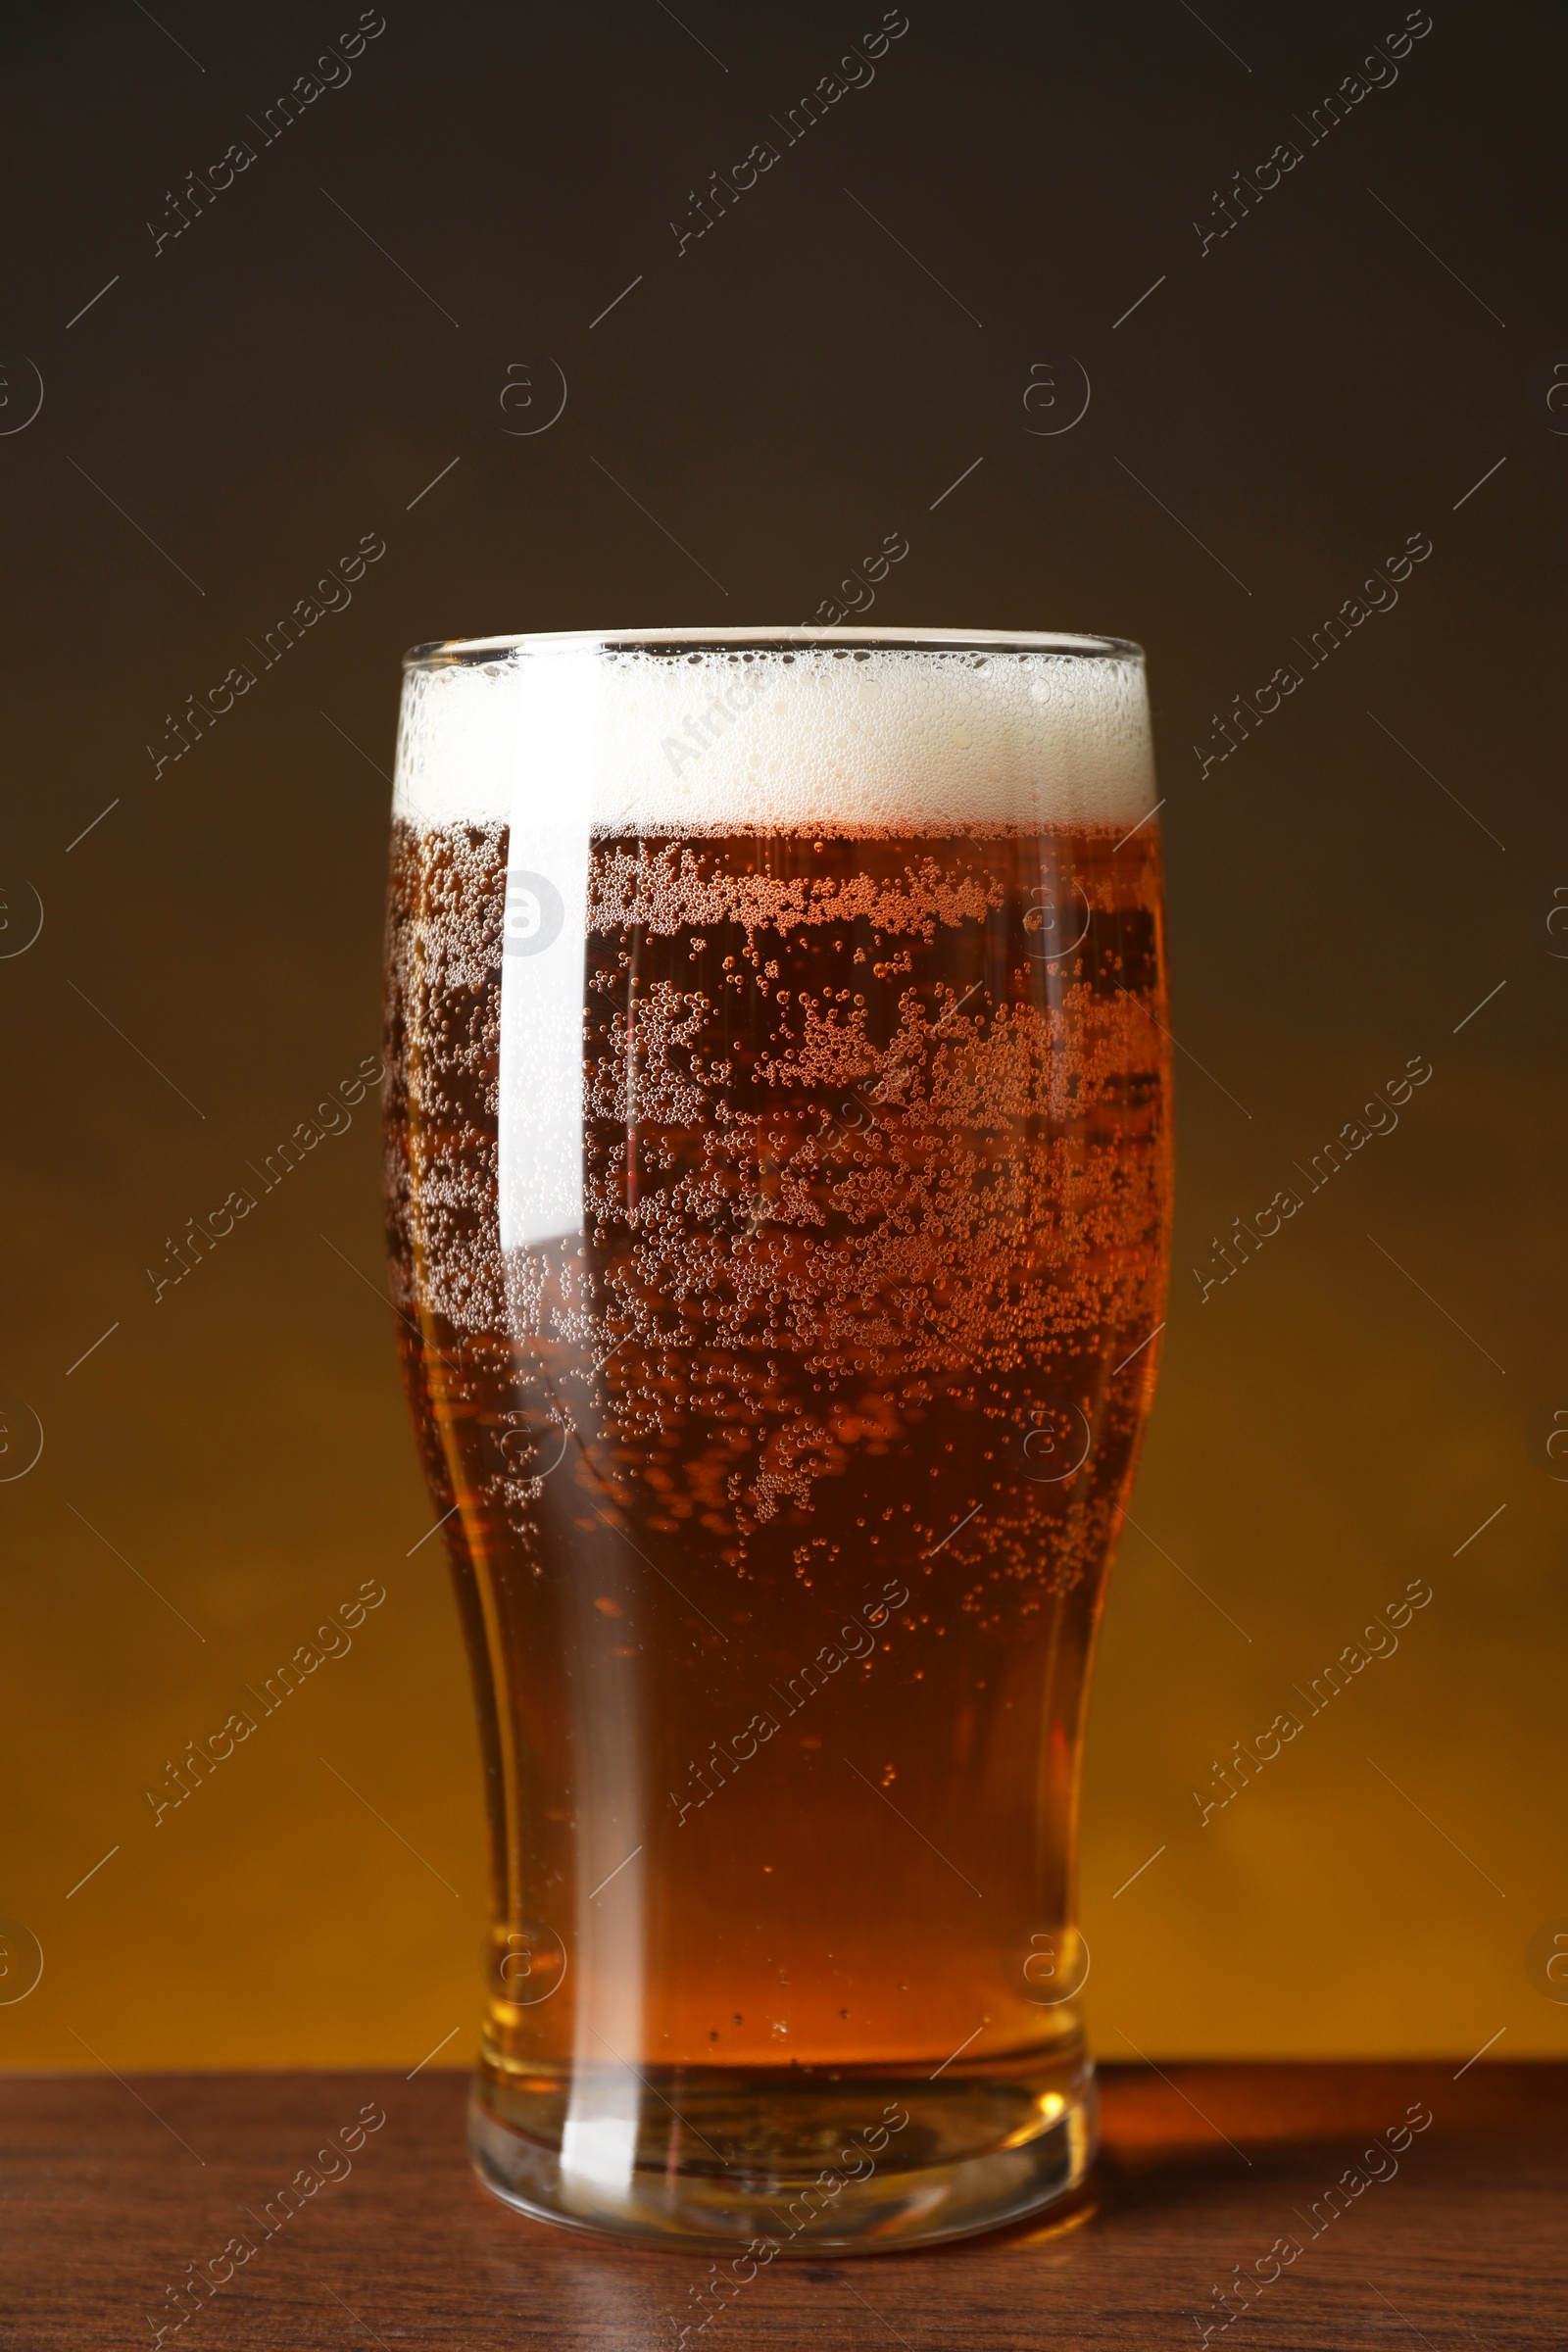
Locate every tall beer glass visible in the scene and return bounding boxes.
[382,629,1171,2251]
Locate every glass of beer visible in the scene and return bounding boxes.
[382,628,1170,2251]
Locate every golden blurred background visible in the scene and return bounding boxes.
[2,0,1564,2069]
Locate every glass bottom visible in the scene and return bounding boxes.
[468,2045,1098,2253]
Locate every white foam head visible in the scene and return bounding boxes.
[392,629,1155,833]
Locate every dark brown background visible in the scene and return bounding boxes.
[1,0,1564,2070]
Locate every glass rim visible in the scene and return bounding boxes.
[402,625,1146,671]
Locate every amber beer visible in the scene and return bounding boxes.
[383,631,1171,2250]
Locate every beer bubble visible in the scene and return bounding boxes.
[1542,883,1568,958]
[1009,353,1091,437]
[0,354,44,435]
[486,1919,567,2006]
[1525,1919,1568,2004]
[486,351,568,436]
[0,1396,43,1482]
[1020,1926,1090,2005]
[0,1918,43,2004]
[0,876,43,958]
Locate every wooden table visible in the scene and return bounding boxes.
[3,2064,1561,2346]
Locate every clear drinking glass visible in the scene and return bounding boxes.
[382,628,1171,2251]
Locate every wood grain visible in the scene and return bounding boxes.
[2,2063,1562,2347]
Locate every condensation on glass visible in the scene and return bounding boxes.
[381,627,1172,2250]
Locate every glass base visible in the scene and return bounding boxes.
[467,2049,1098,2254]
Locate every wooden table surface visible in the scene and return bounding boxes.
[2,2063,1562,2348]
